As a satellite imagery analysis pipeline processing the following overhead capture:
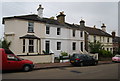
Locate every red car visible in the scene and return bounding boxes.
[112,55,120,63]
[0,48,34,72]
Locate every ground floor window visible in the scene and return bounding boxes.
[45,41,50,54]
[110,48,113,52]
[23,39,25,53]
[57,42,61,50]
[107,48,109,51]
[81,42,83,52]
[72,42,76,50]
[29,39,34,53]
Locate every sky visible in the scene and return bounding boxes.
[0,0,119,38]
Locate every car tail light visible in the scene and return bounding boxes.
[75,58,80,61]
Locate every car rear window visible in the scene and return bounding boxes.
[5,49,14,54]
[115,55,120,57]
[72,54,85,58]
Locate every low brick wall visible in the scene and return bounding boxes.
[18,54,54,64]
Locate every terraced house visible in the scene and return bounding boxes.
[78,20,113,53]
[3,5,86,57]
[3,5,113,58]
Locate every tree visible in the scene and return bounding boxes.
[89,41,104,54]
[117,48,120,54]
[0,38,11,49]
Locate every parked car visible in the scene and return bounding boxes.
[112,55,120,63]
[0,48,34,72]
[70,53,98,66]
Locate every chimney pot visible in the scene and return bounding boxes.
[80,19,85,27]
[93,25,96,28]
[101,23,106,32]
[37,4,44,18]
[112,31,116,38]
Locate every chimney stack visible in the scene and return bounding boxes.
[101,23,106,32]
[80,19,85,27]
[111,31,116,38]
[93,25,96,28]
[37,4,44,18]
[56,11,66,24]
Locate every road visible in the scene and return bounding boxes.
[2,63,119,79]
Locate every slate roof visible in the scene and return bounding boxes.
[3,14,65,26]
[20,34,40,39]
[3,14,112,37]
[80,26,112,37]
[113,36,120,43]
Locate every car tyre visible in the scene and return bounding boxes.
[23,65,31,72]
[80,62,84,66]
[94,61,98,65]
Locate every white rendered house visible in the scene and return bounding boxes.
[3,5,113,58]
[3,5,86,57]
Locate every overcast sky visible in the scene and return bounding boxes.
[1,1,119,38]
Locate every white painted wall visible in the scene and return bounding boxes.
[40,24,85,57]
[4,19,46,55]
[88,35,113,52]
[4,19,85,57]
[18,54,54,63]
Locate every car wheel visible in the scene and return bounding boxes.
[80,62,84,66]
[94,61,98,65]
[23,65,31,72]
[71,63,76,66]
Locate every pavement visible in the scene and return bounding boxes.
[34,61,113,70]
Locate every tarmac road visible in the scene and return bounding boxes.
[2,63,119,79]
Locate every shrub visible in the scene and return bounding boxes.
[89,41,103,54]
[98,50,114,57]
[61,51,68,56]
[0,38,11,49]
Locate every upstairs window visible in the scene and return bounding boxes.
[100,36,101,42]
[57,28,61,35]
[28,22,34,33]
[107,38,109,43]
[73,30,76,37]
[94,36,96,43]
[80,31,83,37]
[81,42,83,52]
[46,26,50,34]
[103,37,104,42]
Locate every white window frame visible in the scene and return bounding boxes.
[28,22,34,33]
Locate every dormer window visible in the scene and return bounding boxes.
[28,22,34,33]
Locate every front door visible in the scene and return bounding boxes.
[45,41,50,54]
